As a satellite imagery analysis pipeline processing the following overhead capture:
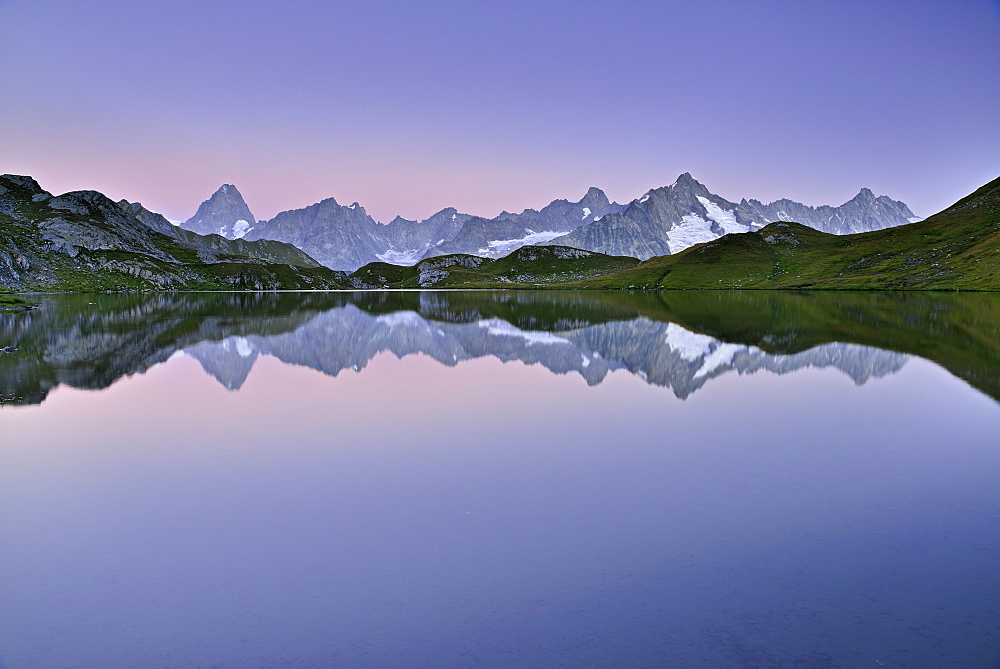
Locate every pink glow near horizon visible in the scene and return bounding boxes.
[1,1,997,223]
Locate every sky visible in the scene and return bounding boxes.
[1,0,997,223]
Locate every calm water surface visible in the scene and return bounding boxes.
[1,290,998,667]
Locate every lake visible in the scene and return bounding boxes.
[1,290,998,667]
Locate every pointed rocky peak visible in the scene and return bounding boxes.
[206,184,250,208]
[669,172,711,196]
[184,183,257,239]
[0,174,46,195]
[852,187,877,203]
[580,186,610,208]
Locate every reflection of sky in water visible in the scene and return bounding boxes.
[1,349,998,666]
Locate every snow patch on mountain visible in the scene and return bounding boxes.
[666,215,717,254]
[697,196,748,235]
[477,230,566,257]
[377,246,433,265]
[232,219,252,239]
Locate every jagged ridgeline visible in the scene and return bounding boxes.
[181,174,919,272]
[2,290,997,407]
[0,175,350,291]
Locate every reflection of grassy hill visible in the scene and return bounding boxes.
[0,292,353,405]
[2,289,998,406]
[336,289,665,330]
[573,177,1000,290]
[341,289,1000,401]
[652,291,1000,401]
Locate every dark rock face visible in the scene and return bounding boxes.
[551,173,919,259]
[428,187,624,259]
[244,197,387,271]
[182,184,258,239]
[736,187,919,235]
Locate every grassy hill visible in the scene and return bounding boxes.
[0,174,351,292]
[349,245,639,288]
[569,176,1000,290]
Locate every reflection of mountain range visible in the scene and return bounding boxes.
[7,290,975,410]
[2,290,997,407]
[184,306,908,399]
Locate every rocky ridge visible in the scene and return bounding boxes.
[0,175,348,291]
[183,175,917,270]
[549,173,919,259]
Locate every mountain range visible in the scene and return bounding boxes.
[180,174,918,271]
[2,171,995,293]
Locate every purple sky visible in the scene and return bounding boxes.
[1,0,997,223]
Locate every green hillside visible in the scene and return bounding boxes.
[570,176,1000,290]
[349,245,639,288]
[0,174,351,292]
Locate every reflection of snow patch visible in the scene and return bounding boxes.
[234,337,253,358]
[664,323,715,361]
[694,343,743,379]
[581,354,591,367]
[478,318,570,346]
[377,311,426,329]
[665,322,751,378]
